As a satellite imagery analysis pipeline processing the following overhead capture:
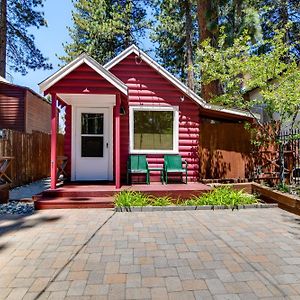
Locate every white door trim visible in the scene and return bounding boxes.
[70,96,115,181]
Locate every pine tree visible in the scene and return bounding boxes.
[197,0,220,99]
[61,0,148,64]
[196,0,261,99]
[254,0,300,56]
[218,0,262,46]
[150,0,198,91]
[0,0,52,77]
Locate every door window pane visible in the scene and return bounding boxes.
[134,110,174,150]
[81,136,104,157]
[81,113,103,134]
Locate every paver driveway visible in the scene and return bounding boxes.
[0,208,300,300]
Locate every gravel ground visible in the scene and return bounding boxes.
[9,177,50,200]
[0,178,51,215]
[0,201,34,215]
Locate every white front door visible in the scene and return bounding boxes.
[75,108,109,180]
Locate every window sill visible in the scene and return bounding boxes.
[130,149,179,155]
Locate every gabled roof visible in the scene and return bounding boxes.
[0,75,9,83]
[39,53,128,95]
[104,45,255,119]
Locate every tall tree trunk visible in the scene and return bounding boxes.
[123,0,132,49]
[184,0,195,91]
[233,0,243,37]
[279,0,289,43]
[197,0,220,100]
[0,0,7,77]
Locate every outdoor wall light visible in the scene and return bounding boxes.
[83,88,90,93]
[120,105,126,116]
[0,129,8,140]
[135,53,142,65]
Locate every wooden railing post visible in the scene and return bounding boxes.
[50,93,57,189]
[115,94,121,189]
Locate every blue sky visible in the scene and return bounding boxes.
[8,1,154,94]
[8,0,73,92]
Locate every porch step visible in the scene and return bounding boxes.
[40,188,117,198]
[33,182,212,210]
[34,196,114,210]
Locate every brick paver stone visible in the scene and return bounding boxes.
[0,208,300,299]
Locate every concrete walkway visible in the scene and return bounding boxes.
[0,208,300,299]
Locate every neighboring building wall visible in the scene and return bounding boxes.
[25,90,51,133]
[247,88,271,124]
[0,83,26,131]
[110,54,200,182]
[247,87,300,130]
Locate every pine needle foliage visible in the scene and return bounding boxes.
[60,0,149,64]
[2,0,52,76]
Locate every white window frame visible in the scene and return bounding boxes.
[129,106,179,154]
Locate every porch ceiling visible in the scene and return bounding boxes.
[57,93,116,106]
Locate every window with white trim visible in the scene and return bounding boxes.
[130,106,179,154]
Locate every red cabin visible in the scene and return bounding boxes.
[39,45,252,190]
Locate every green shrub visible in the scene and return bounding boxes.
[191,186,258,207]
[182,199,197,206]
[114,186,258,208]
[115,191,149,207]
[149,196,173,206]
[277,182,290,193]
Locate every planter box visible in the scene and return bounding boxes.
[0,184,9,204]
[230,182,300,216]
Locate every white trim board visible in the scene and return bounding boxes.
[129,106,179,155]
[57,94,116,107]
[39,53,128,96]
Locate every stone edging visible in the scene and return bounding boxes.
[115,203,278,212]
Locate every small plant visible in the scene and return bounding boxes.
[277,182,290,193]
[150,196,173,206]
[182,199,197,206]
[114,186,258,209]
[191,186,258,208]
[115,191,149,207]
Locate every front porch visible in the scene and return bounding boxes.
[33,182,211,210]
[39,54,129,190]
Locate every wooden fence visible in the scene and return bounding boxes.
[0,130,64,187]
[280,129,300,185]
[199,122,254,180]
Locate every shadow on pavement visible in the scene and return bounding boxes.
[0,214,62,239]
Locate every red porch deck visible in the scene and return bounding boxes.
[34,182,211,210]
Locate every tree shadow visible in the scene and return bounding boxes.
[280,213,300,239]
[0,213,62,239]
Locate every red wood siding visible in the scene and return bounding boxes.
[46,64,120,95]
[0,83,25,131]
[110,54,200,182]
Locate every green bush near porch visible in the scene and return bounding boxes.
[114,186,258,208]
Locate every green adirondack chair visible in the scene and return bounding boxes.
[163,155,188,184]
[127,155,150,184]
